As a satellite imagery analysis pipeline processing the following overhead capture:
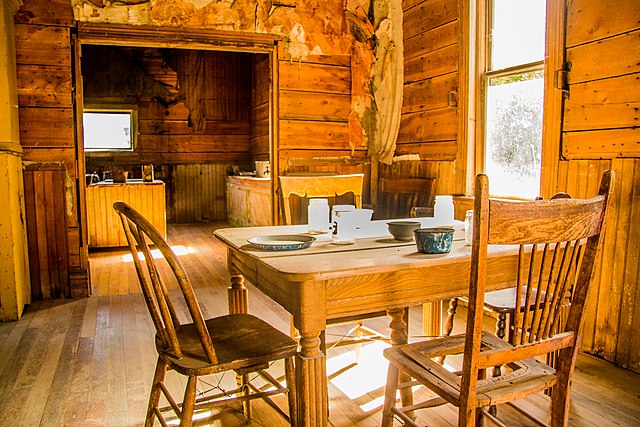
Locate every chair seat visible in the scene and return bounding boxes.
[383,331,557,408]
[158,313,298,375]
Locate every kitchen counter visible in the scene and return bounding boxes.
[226,176,272,226]
[86,180,166,247]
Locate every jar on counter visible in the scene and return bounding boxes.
[464,210,474,245]
[332,208,356,245]
[434,195,455,226]
[308,198,330,234]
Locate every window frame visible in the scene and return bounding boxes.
[82,104,138,153]
[474,0,547,200]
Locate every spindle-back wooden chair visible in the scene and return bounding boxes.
[113,201,298,427]
[443,192,573,346]
[378,177,437,219]
[382,171,613,427]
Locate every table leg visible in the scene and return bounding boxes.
[296,330,328,426]
[228,273,248,314]
[422,301,443,337]
[387,308,413,411]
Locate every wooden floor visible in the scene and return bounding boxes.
[1,223,640,426]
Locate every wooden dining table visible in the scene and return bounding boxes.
[214,218,521,426]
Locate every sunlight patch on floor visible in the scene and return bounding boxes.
[326,341,390,401]
[121,245,197,262]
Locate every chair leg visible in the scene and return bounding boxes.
[382,363,400,427]
[354,321,364,364]
[237,373,251,421]
[179,375,198,427]
[284,357,298,426]
[550,355,574,427]
[146,356,168,427]
[443,298,459,336]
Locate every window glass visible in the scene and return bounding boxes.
[481,0,546,198]
[83,111,134,151]
[491,0,546,70]
[485,72,544,198]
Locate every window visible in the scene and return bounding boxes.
[481,0,546,198]
[83,106,137,151]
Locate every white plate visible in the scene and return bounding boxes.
[247,235,315,251]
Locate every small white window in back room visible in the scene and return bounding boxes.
[83,107,136,151]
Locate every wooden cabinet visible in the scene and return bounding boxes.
[86,180,166,247]
[226,176,272,226]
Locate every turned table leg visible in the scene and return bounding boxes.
[422,300,443,337]
[387,307,414,412]
[228,273,248,315]
[296,330,328,426]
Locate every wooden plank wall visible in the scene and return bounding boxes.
[555,159,640,373]
[377,0,461,209]
[276,53,366,223]
[250,54,271,162]
[277,54,364,172]
[399,0,459,160]
[555,0,640,373]
[14,2,87,297]
[83,46,252,165]
[168,164,228,223]
[22,166,70,299]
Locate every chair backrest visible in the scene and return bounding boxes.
[461,171,613,408]
[278,174,364,225]
[113,201,217,364]
[379,177,436,219]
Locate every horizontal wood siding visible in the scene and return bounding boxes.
[399,0,459,161]
[562,3,640,159]
[277,55,359,174]
[168,164,228,223]
[84,47,253,165]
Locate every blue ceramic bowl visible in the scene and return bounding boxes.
[414,227,455,254]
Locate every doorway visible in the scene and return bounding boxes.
[74,24,279,283]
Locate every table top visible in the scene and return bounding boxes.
[214,218,518,282]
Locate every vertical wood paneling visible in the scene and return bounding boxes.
[169,164,228,223]
[86,182,166,247]
[23,166,70,299]
[556,159,640,372]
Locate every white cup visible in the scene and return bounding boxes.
[332,210,356,245]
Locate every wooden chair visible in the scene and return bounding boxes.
[277,173,391,358]
[381,171,613,427]
[113,201,298,427]
[278,173,364,225]
[378,177,437,219]
[443,192,573,345]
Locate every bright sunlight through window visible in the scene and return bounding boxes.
[83,108,136,151]
[483,0,546,198]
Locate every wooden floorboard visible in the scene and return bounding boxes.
[0,223,638,426]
